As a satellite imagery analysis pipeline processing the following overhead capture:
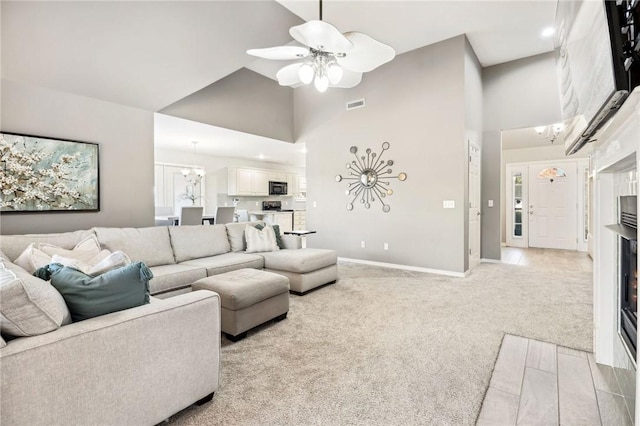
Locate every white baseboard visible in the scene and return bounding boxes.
[501,242,507,247]
[481,258,502,264]
[338,257,468,278]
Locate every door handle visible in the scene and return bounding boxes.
[477,211,481,216]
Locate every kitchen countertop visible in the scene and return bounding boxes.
[249,210,294,215]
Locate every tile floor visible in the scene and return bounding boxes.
[477,247,634,425]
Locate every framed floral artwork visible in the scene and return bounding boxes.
[0,132,100,213]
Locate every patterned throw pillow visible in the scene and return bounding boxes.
[245,225,280,253]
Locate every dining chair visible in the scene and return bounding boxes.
[179,206,204,226]
[155,206,175,226]
[215,206,236,225]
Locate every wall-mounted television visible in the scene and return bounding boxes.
[555,0,640,155]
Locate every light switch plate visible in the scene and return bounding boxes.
[443,200,455,208]
[488,200,494,207]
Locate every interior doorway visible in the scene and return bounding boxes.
[469,141,481,269]
[505,159,589,251]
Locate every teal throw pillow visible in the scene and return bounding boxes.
[34,262,152,322]
[254,224,285,249]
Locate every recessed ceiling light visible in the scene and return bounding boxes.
[541,27,555,38]
[258,154,265,160]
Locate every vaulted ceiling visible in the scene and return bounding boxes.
[2,1,558,113]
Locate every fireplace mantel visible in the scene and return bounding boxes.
[591,87,639,424]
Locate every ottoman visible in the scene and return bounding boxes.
[192,268,290,341]
[260,248,338,295]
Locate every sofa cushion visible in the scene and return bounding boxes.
[259,249,338,274]
[181,252,264,276]
[225,221,263,252]
[35,262,151,322]
[245,225,279,254]
[168,224,231,263]
[147,264,207,295]
[0,229,95,262]
[0,261,71,337]
[94,227,175,267]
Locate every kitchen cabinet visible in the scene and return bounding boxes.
[293,210,306,231]
[268,171,287,182]
[227,168,269,196]
[249,211,293,233]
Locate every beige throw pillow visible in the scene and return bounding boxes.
[51,250,131,276]
[38,235,102,262]
[13,244,53,274]
[245,225,279,253]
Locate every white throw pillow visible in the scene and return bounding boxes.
[38,235,102,263]
[13,244,53,274]
[51,250,131,276]
[245,225,280,254]
[87,250,132,276]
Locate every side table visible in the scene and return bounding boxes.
[283,230,316,249]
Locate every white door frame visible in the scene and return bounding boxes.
[468,141,481,269]
[505,158,588,252]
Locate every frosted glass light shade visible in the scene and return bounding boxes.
[327,63,343,84]
[314,74,329,92]
[298,63,314,85]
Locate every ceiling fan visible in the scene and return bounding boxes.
[247,0,395,93]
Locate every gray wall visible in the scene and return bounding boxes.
[295,36,474,274]
[160,68,295,142]
[0,79,155,235]
[464,37,484,270]
[481,52,562,259]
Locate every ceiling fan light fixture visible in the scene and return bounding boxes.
[314,74,329,92]
[299,63,315,84]
[247,0,395,92]
[327,63,343,84]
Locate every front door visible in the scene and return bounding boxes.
[527,163,577,250]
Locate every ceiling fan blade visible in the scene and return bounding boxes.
[290,20,353,53]
[276,63,303,86]
[331,69,362,89]
[247,46,309,60]
[338,32,396,73]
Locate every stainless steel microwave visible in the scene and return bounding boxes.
[269,181,287,195]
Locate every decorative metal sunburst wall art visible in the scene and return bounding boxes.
[335,142,407,212]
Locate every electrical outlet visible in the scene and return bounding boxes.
[255,202,259,206]
[443,200,455,208]
[384,243,389,250]
[361,241,365,248]
[488,200,494,207]
[313,201,317,208]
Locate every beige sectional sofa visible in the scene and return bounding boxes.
[0,221,337,425]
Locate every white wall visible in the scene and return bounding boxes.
[295,36,476,274]
[0,79,155,234]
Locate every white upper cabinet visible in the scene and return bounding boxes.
[227,167,269,196]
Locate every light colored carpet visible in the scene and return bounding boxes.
[168,256,592,425]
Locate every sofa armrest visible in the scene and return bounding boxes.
[282,234,302,250]
[1,290,221,426]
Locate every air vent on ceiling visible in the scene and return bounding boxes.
[346,99,365,111]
